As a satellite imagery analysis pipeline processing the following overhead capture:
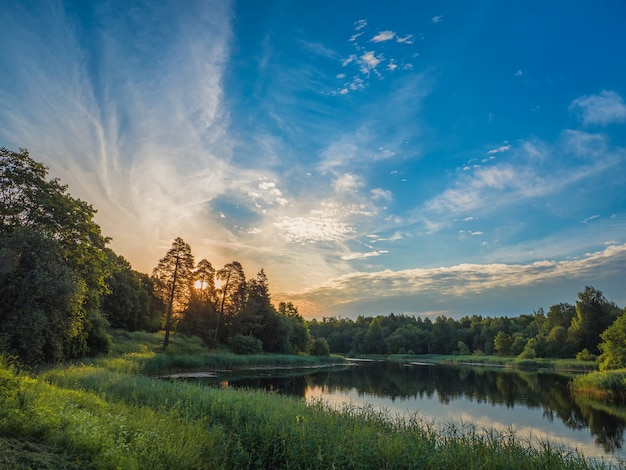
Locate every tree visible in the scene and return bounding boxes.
[598,310,626,371]
[494,331,513,356]
[152,238,195,349]
[178,259,217,344]
[1,148,113,362]
[194,259,216,305]
[214,261,246,342]
[101,253,161,331]
[568,286,620,354]
[0,229,86,364]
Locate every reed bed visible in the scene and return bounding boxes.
[571,370,626,402]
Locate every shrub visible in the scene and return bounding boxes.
[576,348,597,362]
[229,335,263,355]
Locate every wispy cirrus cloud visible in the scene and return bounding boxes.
[422,129,624,225]
[0,0,237,266]
[569,90,626,126]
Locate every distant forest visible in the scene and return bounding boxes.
[2,147,625,371]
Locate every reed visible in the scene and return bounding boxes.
[571,369,626,402]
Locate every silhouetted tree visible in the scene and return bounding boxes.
[152,238,195,349]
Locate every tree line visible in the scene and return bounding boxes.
[0,148,317,365]
[308,286,626,370]
[2,147,625,371]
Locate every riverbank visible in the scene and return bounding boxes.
[570,369,626,402]
[0,332,617,469]
[384,353,599,372]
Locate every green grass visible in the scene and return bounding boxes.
[571,369,626,402]
[0,335,619,469]
[91,330,344,375]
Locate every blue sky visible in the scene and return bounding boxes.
[1,0,625,319]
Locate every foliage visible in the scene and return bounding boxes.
[569,286,621,355]
[229,334,263,355]
[0,148,112,364]
[598,310,626,371]
[101,253,161,332]
[308,288,622,364]
[152,238,195,348]
[310,337,330,356]
[576,348,597,362]
[494,331,513,356]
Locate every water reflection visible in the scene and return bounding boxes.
[184,362,626,461]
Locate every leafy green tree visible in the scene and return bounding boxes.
[310,337,330,356]
[494,331,513,356]
[598,311,626,371]
[278,302,310,353]
[152,238,195,349]
[568,286,620,354]
[0,229,87,364]
[101,253,161,331]
[364,317,388,354]
[1,148,113,362]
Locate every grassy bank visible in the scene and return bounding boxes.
[570,369,626,402]
[0,332,618,469]
[386,353,598,372]
[93,330,345,376]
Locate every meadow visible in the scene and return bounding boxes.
[0,331,619,469]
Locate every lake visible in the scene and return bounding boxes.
[181,361,626,464]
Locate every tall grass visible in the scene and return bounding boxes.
[571,369,626,402]
[27,363,613,469]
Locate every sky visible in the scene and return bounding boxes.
[1,0,625,320]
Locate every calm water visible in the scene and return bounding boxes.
[183,361,626,463]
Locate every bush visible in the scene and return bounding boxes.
[576,348,597,362]
[229,335,263,355]
[517,346,536,360]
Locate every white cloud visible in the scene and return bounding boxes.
[371,188,393,201]
[371,30,396,42]
[355,19,368,31]
[333,173,363,193]
[487,144,510,155]
[422,131,623,227]
[569,90,626,126]
[342,55,357,66]
[396,34,414,44]
[431,15,443,24]
[342,250,389,261]
[349,32,364,42]
[582,214,599,223]
[273,215,355,243]
[288,243,626,316]
[514,70,523,76]
[359,51,383,73]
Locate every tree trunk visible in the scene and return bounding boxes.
[214,271,231,342]
[163,255,180,349]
